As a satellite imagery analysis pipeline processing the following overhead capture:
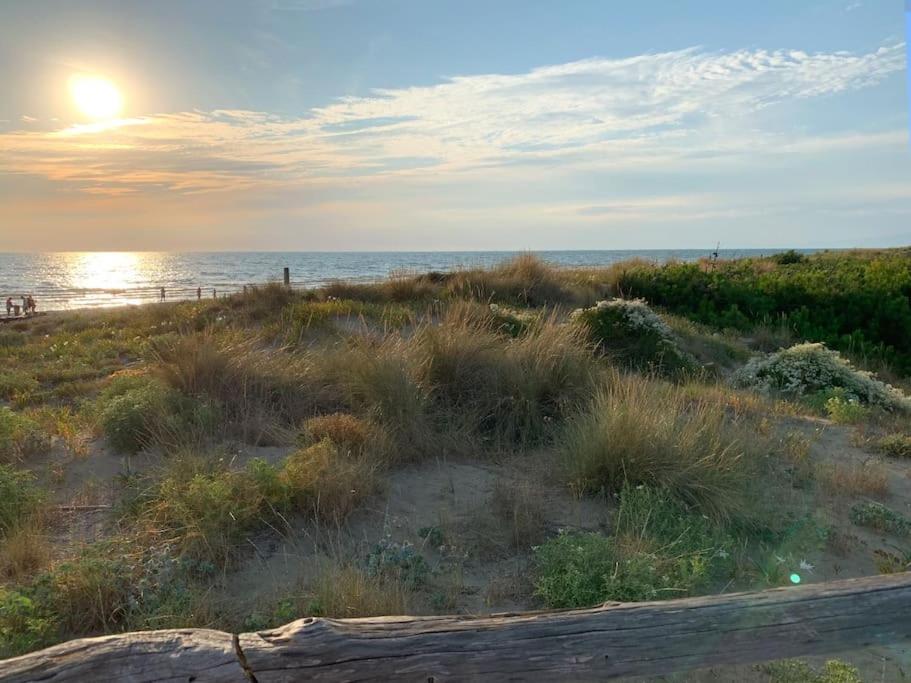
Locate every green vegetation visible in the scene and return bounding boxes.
[534,485,736,607]
[618,249,911,374]
[763,659,863,683]
[849,502,911,537]
[0,250,909,675]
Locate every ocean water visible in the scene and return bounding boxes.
[0,249,814,311]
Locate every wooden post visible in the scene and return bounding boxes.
[283,267,290,287]
[2,572,910,682]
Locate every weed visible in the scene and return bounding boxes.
[878,433,911,458]
[849,502,911,536]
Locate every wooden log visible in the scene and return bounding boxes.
[2,573,910,682]
[0,629,245,682]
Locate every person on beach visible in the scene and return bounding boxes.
[27,295,36,314]
[5,297,11,316]
[160,287,166,302]
[21,296,28,316]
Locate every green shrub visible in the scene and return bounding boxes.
[100,382,170,453]
[0,588,58,658]
[365,538,430,589]
[878,433,911,458]
[618,251,911,374]
[534,485,736,608]
[823,389,871,423]
[770,250,808,266]
[572,298,696,375]
[0,465,43,537]
[763,659,863,683]
[733,343,910,412]
[561,373,751,520]
[849,502,910,536]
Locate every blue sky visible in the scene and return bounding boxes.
[0,0,908,250]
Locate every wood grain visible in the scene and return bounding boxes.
[2,572,909,682]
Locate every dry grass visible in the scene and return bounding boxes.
[815,460,889,498]
[305,564,410,618]
[561,372,757,520]
[0,522,51,581]
[490,477,547,549]
[281,441,380,523]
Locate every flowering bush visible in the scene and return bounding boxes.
[571,298,695,374]
[732,343,911,412]
[487,303,539,337]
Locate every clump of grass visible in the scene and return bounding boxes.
[815,461,888,498]
[416,313,594,450]
[299,412,388,458]
[572,298,696,376]
[304,563,410,618]
[151,333,340,445]
[878,433,911,458]
[849,501,911,536]
[0,407,48,463]
[0,522,51,581]
[533,485,736,608]
[281,440,378,523]
[561,373,752,520]
[446,254,574,307]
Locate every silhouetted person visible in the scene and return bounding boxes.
[160,287,166,302]
[5,297,11,316]
[197,287,202,300]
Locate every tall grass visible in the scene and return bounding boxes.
[561,372,755,520]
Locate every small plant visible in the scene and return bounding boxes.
[824,392,871,424]
[418,525,445,549]
[762,658,862,683]
[571,298,696,375]
[878,433,911,458]
[365,537,430,589]
[849,502,910,536]
[305,564,410,618]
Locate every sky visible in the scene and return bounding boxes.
[0,0,908,252]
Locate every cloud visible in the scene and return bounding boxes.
[0,42,904,197]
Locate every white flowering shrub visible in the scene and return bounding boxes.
[571,298,695,375]
[732,342,911,413]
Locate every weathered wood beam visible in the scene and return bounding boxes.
[2,573,910,682]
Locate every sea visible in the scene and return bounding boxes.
[0,249,819,312]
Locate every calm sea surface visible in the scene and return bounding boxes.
[0,250,818,311]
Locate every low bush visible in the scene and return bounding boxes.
[561,373,752,520]
[299,412,387,458]
[0,465,43,538]
[572,298,696,375]
[732,343,910,412]
[878,433,911,458]
[280,440,378,522]
[0,407,48,462]
[849,501,910,536]
[762,659,862,683]
[365,538,430,589]
[0,588,57,658]
[534,485,737,608]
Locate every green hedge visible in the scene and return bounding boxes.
[618,251,911,374]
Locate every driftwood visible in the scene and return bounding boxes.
[2,572,910,682]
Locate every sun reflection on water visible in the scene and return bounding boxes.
[65,252,142,292]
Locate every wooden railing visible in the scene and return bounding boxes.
[1,572,909,682]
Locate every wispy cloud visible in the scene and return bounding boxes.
[0,43,904,196]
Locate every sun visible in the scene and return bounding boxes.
[69,75,123,120]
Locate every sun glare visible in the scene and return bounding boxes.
[69,75,123,120]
